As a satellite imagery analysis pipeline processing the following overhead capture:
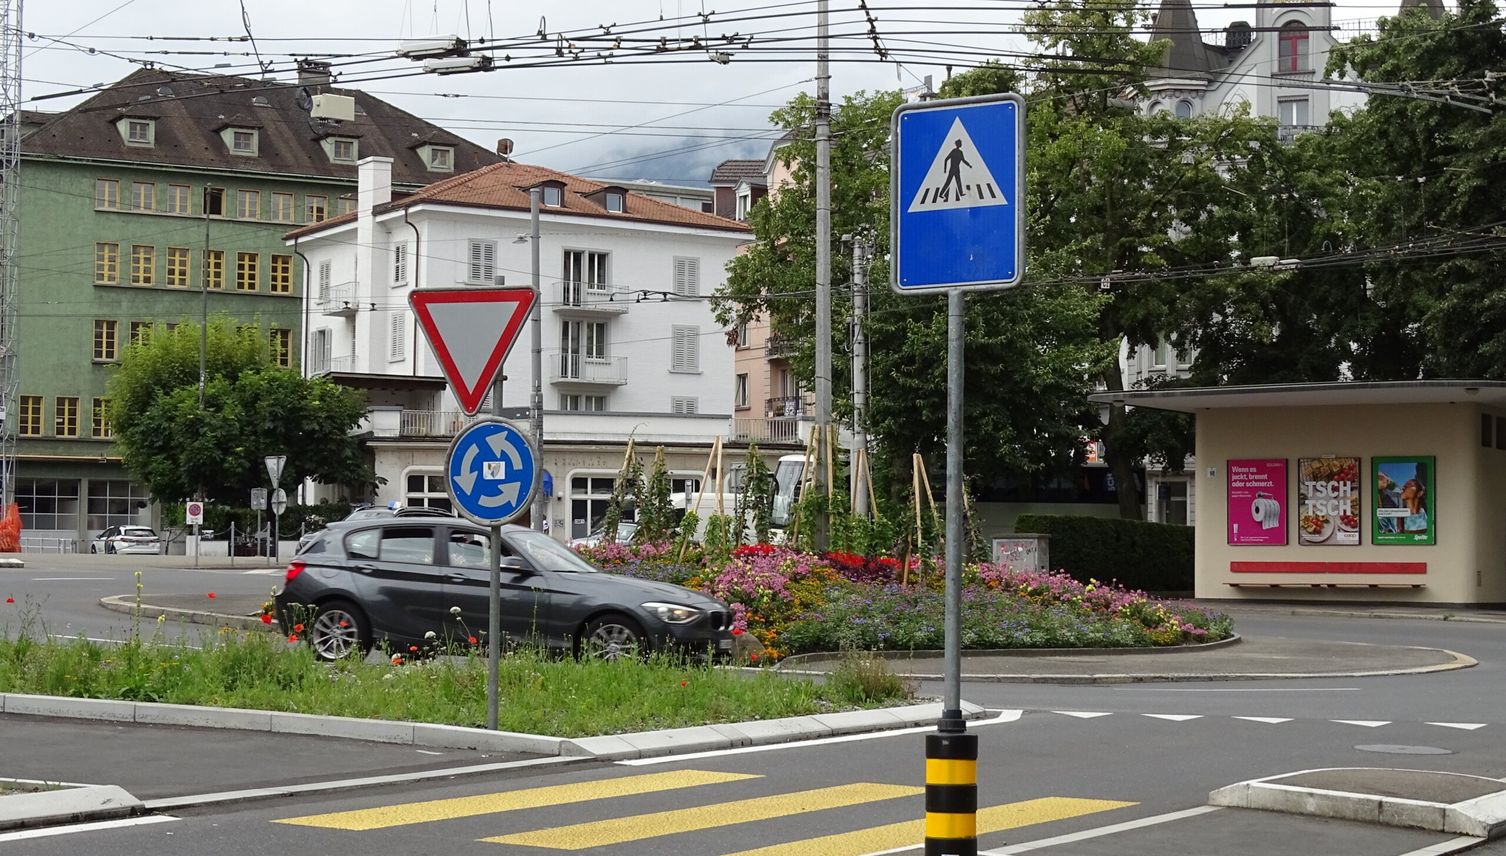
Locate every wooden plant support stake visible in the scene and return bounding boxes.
[863,448,880,521]
[714,436,726,516]
[825,423,837,500]
[788,425,820,545]
[680,436,720,563]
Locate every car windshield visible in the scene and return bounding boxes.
[122,528,156,537]
[509,530,600,573]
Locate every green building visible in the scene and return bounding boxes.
[15,66,499,546]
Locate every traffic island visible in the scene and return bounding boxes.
[0,782,142,831]
[1210,768,1506,839]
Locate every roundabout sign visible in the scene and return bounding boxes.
[445,418,539,526]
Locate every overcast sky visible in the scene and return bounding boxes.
[22,1,1431,186]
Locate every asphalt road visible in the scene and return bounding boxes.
[4,558,1506,854]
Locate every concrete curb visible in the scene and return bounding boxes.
[98,595,275,632]
[1210,767,1506,839]
[1244,607,1506,626]
[0,558,23,569]
[0,785,140,831]
[775,635,1243,670]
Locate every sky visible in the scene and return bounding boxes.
[20,1,1433,186]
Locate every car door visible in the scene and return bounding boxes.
[341,525,447,642]
[95,526,118,552]
[439,527,552,650]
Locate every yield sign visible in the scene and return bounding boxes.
[409,287,537,415]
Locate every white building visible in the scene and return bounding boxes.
[287,157,753,540]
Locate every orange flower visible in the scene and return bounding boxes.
[339,620,349,628]
[207,592,216,599]
[4,597,11,604]
[749,652,759,662]
[468,635,478,645]
[293,623,304,633]
[680,680,688,687]
[391,655,405,665]
[287,634,298,643]
[259,614,272,625]
[408,645,419,652]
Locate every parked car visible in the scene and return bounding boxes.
[568,521,638,549]
[89,525,162,555]
[276,519,733,662]
[296,505,457,552]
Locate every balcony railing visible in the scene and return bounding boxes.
[550,354,628,385]
[766,333,796,358]
[554,280,630,314]
[730,417,803,445]
[327,355,356,373]
[766,395,805,419]
[1276,124,1322,144]
[318,282,358,316]
[400,409,487,437]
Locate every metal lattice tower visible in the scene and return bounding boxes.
[0,0,20,507]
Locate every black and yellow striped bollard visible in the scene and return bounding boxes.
[925,730,978,856]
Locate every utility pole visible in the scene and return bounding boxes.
[850,234,869,517]
[528,187,545,534]
[0,0,20,511]
[813,0,832,547]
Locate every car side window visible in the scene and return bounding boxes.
[446,531,489,568]
[345,528,380,560]
[380,526,436,565]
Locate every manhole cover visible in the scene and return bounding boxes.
[1354,744,1454,756]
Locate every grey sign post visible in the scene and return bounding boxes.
[264,455,286,563]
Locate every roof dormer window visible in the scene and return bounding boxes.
[122,118,154,147]
[542,184,564,207]
[228,128,258,156]
[330,137,358,164]
[605,190,625,213]
[427,145,453,172]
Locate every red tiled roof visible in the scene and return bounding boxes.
[709,159,768,185]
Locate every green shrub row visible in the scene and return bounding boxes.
[1013,514,1194,593]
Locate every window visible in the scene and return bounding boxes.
[167,184,191,215]
[467,239,496,283]
[311,328,332,373]
[270,328,292,368]
[404,472,452,512]
[671,396,699,414]
[671,325,699,372]
[389,311,406,362]
[230,129,258,155]
[129,321,153,346]
[1174,100,1193,119]
[672,257,701,296]
[1278,22,1310,73]
[542,185,564,207]
[91,398,111,439]
[605,191,625,213]
[559,394,606,412]
[205,187,225,216]
[428,146,453,171]
[54,397,79,437]
[131,181,154,212]
[736,322,749,348]
[271,192,294,223]
[380,526,436,564]
[305,195,328,224]
[1278,97,1311,127]
[17,395,41,436]
[236,189,260,220]
[125,119,153,146]
[130,245,154,285]
[269,254,293,294]
[205,249,224,289]
[736,189,751,221]
[337,196,356,216]
[235,252,259,291]
[562,249,608,302]
[569,473,632,539]
[166,247,191,287]
[85,479,151,531]
[736,373,749,409]
[94,243,119,284]
[92,320,118,361]
[318,260,331,300]
[330,138,357,163]
[393,243,408,286]
[15,478,81,532]
[95,178,119,209]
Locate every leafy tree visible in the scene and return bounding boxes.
[634,446,675,543]
[106,318,374,503]
[733,443,774,544]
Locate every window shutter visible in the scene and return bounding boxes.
[390,311,406,361]
[673,257,700,296]
[393,244,407,285]
[671,326,699,372]
[468,240,496,283]
[318,261,331,300]
[671,397,698,414]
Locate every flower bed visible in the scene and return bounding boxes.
[576,543,1232,660]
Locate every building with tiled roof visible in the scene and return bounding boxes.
[707,158,769,221]
[12,67,503,546]
[286,157,770,537]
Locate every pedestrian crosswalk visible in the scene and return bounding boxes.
[274,769,1135,854]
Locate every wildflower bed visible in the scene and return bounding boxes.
[577,543,1233,661]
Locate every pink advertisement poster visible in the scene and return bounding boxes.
[1227,459,1288,546]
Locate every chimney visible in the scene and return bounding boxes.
[357,156,393,216]
[297,59,332,87]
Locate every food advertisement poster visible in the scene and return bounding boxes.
[1373,456,1435,545]
[1298,457,1361,546]
[1226,459,1287,546]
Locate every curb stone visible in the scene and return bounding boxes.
[0,785,141,831]
[775,634,1243,671]
[98,595,274,632]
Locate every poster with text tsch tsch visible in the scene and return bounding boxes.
[1227,459,1287,546]
[1298,457,1361,546]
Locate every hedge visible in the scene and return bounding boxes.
[1013,514,1194,593]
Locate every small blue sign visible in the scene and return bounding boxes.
[892,93,1025,293]
[445,418,539,526]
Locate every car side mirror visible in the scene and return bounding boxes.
[500,556,532,573]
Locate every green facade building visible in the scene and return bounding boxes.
[15,67,499,546]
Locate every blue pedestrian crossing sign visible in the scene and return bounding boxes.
[891,93,1025,293]
[445,418,539,526]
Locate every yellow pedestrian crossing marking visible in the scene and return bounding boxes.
[274,769,758,831]
[724,797,1137,856]
[482,782,923,850]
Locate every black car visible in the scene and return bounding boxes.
[275,519,733,662]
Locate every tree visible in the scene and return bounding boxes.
[107,318,375,503]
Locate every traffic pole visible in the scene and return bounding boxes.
[487,374,503,731]
[925,730,978,856]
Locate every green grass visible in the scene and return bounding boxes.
[0,626,912,737]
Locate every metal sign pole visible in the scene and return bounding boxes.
[942,288,965,731]
[487,375,503,731]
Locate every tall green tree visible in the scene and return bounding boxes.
[107,318,374,503]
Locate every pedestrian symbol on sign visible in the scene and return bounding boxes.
[907,117,1009,213]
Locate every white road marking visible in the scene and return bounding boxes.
[31,577,116,581]
[415,749,445,756]
[618,709,1024,766]
[1426,722,1487,731]
[241,569,282,575]
[1233,717,1293,724]
[1111,687,1361,693]
[1331,719,1391,728]
[1141,714,1202,722]
[976,805,1223,854]
[1395,836,1487,856]
[0,815,178,842]
[1052,711,1113,719]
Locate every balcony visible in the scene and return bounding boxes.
[766,333,796,359]
[730,417,803,445]
[309,354,357,376]
[318,282,358,317]
[553,280,630,316]
[399,409,487,438]
[1276,124,1322,145]
[765,395,805,419]
[550,354,628,386]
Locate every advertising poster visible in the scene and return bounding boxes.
[1297,457,1361,546]
[1373,456,1435,545]
[1226,459,1287,546]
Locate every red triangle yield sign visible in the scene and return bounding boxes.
[409,287,537,415]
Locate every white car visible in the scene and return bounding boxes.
[90,525,162,555]
[569,521,638,549]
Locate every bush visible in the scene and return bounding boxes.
[1013,514,1194,593]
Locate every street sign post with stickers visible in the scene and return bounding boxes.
[892,92,1025,856]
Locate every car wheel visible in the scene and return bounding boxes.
[308,599,372,661]
[90,543,97,554]
[580,613,647,661]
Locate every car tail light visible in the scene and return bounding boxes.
[285,561,306,584]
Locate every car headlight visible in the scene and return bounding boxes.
[642,602,701,624]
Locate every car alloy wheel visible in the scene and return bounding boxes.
[308,601,369,661]
[582,614,645,661]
